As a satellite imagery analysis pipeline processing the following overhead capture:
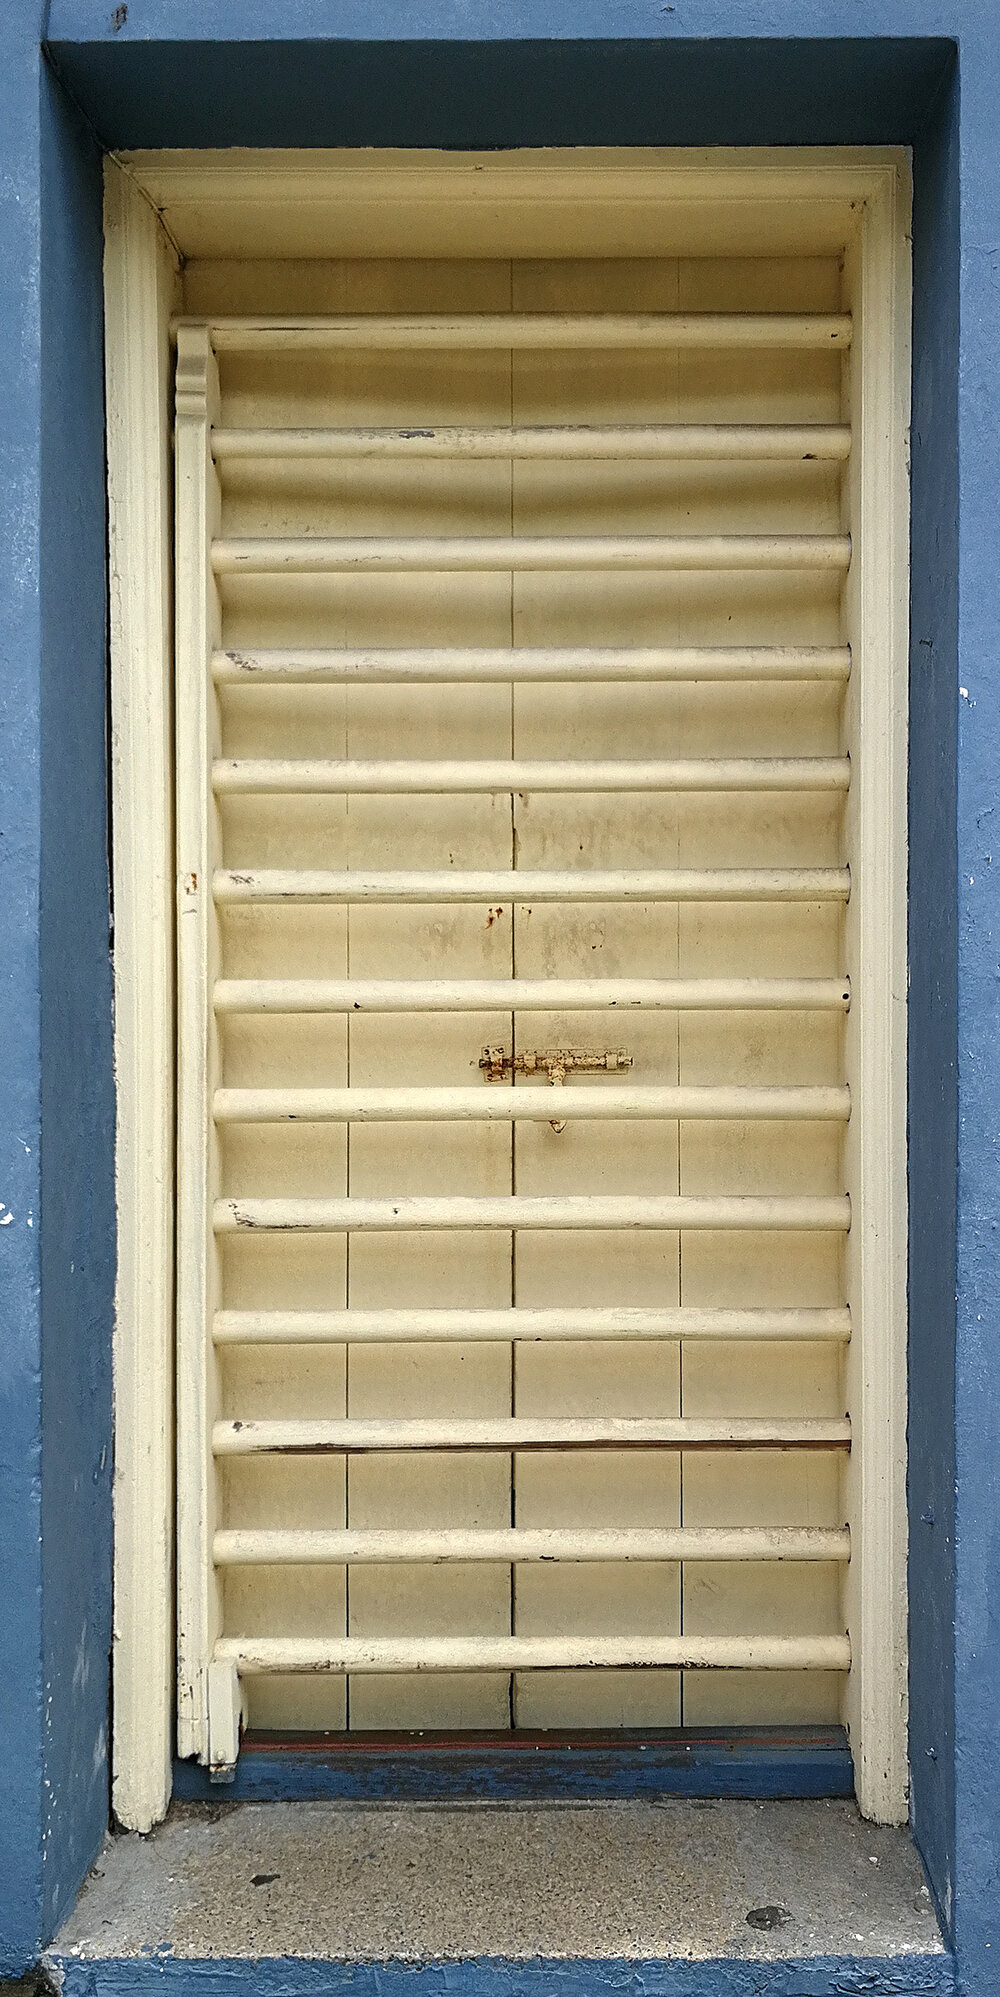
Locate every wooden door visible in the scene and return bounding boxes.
[175,251,860,1762]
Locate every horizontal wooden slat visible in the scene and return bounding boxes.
[212,422,852,462]
[183,312,854,353]
[214,1195,851,1234]
[213,977,851,1014]
[212,1415,851,1455]
[212,533,851,575]
[214,1085,851,1125]
[212,1525,851,1565]
[213,756,850,796]
[212,645,852,686]
[213,867,851,906]
[212,1305,852,1346]
[215,1633,852,1673]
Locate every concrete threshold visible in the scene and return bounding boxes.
[45,1797,950,1997]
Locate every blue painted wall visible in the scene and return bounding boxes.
[0,12,49,1976]
[907,59,960,1941]
[0,18,113,1973]
[947,38,1000,1997]
[3,2,998,1991]
[45,31,955,151]
[38,57,115,1946]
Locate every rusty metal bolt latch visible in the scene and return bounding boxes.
[478,1045,633,1131]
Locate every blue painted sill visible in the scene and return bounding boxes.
[173,1725,854,1803]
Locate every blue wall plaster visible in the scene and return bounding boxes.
[906,57,960,1946]
[49,1952,956,1997]
[0,18,113,1976]
[44,34,955,151]
[946,46,1000,1997]
[37,57,115,1947]
[0,12,49,1978]
[1,2,995,1990]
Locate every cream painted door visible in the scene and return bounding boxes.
[176,252,855,1759]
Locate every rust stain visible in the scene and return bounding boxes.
[479,1046,632,1084]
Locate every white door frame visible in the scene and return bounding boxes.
[103,145,910,1832]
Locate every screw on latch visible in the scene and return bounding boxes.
[478,1046,632,1132]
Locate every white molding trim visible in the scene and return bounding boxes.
[842,162,913,1826]
[104,160,181,1834]
[105,146,911,1826]
[174,322,224,1769]
[119,145,911,262]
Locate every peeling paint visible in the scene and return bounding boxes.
[44,1953,955,1997]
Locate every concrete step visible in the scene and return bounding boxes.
[45,1796,949,1996]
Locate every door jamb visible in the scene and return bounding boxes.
[103,146,910,1831]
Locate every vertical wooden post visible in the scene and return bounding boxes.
[842,165,912,1825]
[103,162,181,1833]
[174,321,226,1766]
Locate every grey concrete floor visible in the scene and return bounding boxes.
[49,1798,944,1965]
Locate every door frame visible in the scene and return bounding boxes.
[103,145,911,1832]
